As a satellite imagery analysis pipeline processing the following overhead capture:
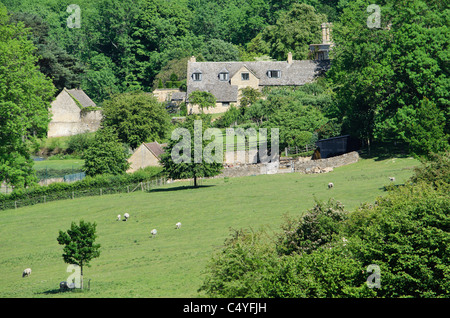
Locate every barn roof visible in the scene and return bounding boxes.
[65,88,97,107]
[144,142,165,159]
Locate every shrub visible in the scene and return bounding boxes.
[276,198,349,256]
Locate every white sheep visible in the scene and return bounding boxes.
[389,177,395,182]
[22,268,31,278]
[328,182,334,189]
[117,214,121,221]
[175,222,182,229]
[150,229,157,238]
[123,213,129,221]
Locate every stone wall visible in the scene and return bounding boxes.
[218,151,360,178]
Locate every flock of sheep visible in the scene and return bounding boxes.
[22,214,182,279]
[116,212,182,239]
[22,176,398,279]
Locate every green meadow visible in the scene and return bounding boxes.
[0,156,419,297]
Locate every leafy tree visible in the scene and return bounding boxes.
[160,115,223,187]
[101,91,171,149]
[248,3,327,60]
[329,0,449,151]
[81,53,120,104]
[239,87,263,108]
[0,4,55,188]
[57,220,101,290]
[200,39,240,62]
[82,126,130,176]
[188,91,216,112]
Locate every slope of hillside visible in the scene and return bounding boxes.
[0,156,419,297]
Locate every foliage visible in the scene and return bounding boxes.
[200,157,450,297]
[199,39,240,62]
[395,98,449,157]
[101,91,171,149]
[82,127,130,177]
[248,3,326,60]
[57,220,101,289]
[276,199,349,256]
[66,133,95,156]
[328,0,449,151]
[9,11,85,94]
[410,151,450,189]
[0,4,56,188]
[188,91,216,112]
[160,115,223,187]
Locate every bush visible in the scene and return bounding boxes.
[276,199,348,256]
[200,181,450,298]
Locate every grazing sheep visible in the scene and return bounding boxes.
[389,177,395,182]
[123,213,129,221]
[22,268,31,278]
[328,182,334,189]
[117,214,121,221]
[175,222,182,229]
[150,229,157,238]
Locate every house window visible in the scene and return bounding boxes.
[192,72,202,81]
[267,70,281,78]
[241,72,250,81]
[222,102,230,107]
[218,72,229,81]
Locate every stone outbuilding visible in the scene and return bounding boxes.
[47,88,102,137]
[127,141,166,173]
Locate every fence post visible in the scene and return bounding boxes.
[141,182,144,191]
[127,186,129,193]
[15,201,17,209]
[72,191,74,199]
[100,188,102,196]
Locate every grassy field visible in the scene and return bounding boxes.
[33,159,85,171]
[0,156,419,298]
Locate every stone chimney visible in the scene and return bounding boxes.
[189,56,196,63]
[287,52,293,64]
[321,23,332,44]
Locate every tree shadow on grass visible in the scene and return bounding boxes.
[38,289,72,295]
[359,142,411,161]
[147,185,215,193]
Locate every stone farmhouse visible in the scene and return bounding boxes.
[48,88,102,137]
[126,141,166,173]
[159,23,333,114]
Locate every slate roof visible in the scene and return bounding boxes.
[144,142,165,159]
[65,88,97,107]
[186,59,331,103]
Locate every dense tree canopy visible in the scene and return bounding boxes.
[328,0,449,156]
[101,91,171,149]
[0,4,55,188]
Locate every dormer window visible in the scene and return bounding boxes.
[218,71,229,81]
[192,72,202,81]
[241,72,250,81]
[267,70,281,78]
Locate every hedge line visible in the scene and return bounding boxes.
[0,167,164,210]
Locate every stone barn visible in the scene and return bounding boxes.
[47,88,102,137]
[127,142,166,173]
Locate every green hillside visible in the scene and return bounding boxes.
[0,156,419,297]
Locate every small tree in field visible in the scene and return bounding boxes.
[160,115,223,187]
[57,220,101,290]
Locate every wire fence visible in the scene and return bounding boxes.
[0,177,167,211]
